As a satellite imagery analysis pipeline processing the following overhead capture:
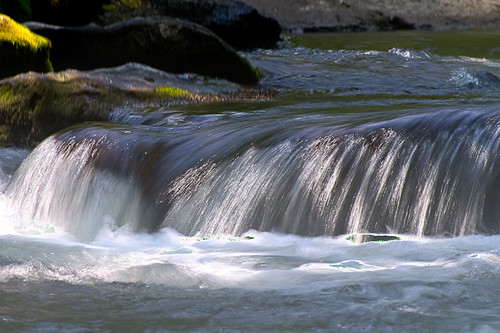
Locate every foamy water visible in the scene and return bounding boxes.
[1,199,500,331]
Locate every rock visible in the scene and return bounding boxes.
[0,14,53,79]
[31,0,107,26]
[239,0,500,32]
[0,63,274,146]
[0,0,31,22]
[25,16,262,85]
[346,234,401,243]
[149,0,281,49]
[99,0,281,50]
[0,64,196,146]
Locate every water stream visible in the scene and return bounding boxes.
[1,29,500,331]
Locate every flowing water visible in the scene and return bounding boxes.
[2,29,500,332]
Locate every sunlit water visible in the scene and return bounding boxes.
[2,30,500,331]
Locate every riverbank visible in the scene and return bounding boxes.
[241,0,500,32]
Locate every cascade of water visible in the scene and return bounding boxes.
[162,116,500,236]
[6,110,500,240]
[5,134,149,242]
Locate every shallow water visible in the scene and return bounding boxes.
[2,29,500,331]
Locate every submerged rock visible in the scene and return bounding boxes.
[25,16,262,85]
[346,234,401,244]
[0,14,53,79]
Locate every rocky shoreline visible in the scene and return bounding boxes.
[240,0,500,32]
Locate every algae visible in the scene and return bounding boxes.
[120,0,142,9]
[155,86,193,99]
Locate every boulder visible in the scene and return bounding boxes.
[0,63,274,146]
[149,0,281,49]
[25,16,261,85]
[0,14,53,79]
[0,64,203,146]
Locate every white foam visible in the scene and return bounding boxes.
[1,217,498,292]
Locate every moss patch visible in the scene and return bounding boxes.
[0,14,53,78]
[119,0,142,9]
[155,86,193,99]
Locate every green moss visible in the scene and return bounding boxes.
[102,3,117,11]
[155,86,193,99]
[251,65,263,81]
[0,14,53,77]
[0,84,14,103]
[119,0,142,9]
[0,14,48,49]
[0,132,7,143]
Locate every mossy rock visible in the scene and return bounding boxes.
[0,14,53,79]
[0,63,274,146]
[26,16,262,85]
[0,68,199,146]
[0,0,31,22]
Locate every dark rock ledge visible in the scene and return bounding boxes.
[25,16,262,86]
[0,63,275,147]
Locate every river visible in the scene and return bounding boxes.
[1,29,500,332]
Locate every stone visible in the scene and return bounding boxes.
[0,63,274,146]
[25,16,262,85]
[0,64,196,146]
[0,14,52,79]
[149,0,281,49]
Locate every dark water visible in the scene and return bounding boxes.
[1,29,500,331]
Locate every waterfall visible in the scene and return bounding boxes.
[6,110,500,241]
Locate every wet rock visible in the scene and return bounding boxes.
[0,63,274,146]
[0,64,197,146]
[25,16,261,85]
[0,14,53,79]
[240,0,500,32]
[149,0,281,49]
[99,0,281,49]
[346,234,401,243]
